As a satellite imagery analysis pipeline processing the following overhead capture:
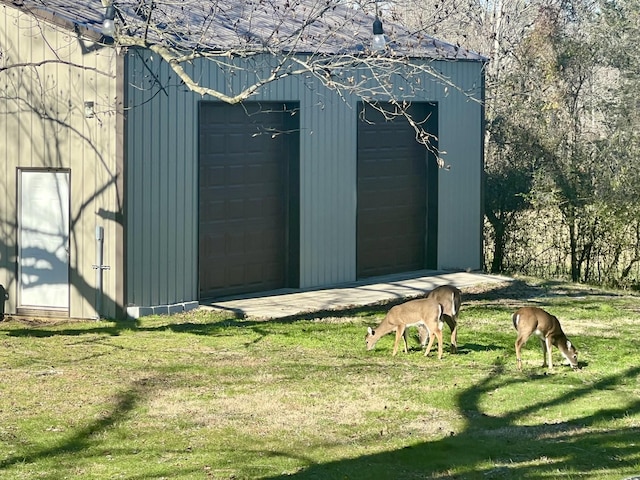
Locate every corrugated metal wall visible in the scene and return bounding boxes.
[0,4,119,318]
[434,61,485,270]
[125,49,199,308]
[125,50,484,307]
[298,75,357,288]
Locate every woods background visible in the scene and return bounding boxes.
[394,0,640,287]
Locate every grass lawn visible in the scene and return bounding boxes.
[1,277,639,479]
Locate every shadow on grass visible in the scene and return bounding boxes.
[2,278,639,478]
[0,370,640,480]
[3,377,130,464]
[455,342,506,354]
[0,375,206,478]
[0,278,548,340]
[1,364,636,479]
[260,364,640,479]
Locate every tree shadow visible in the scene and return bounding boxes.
[455,342,506,354]
[0,31,123,320]
[2,319,129,338]
[3,377,144,466]
[0,277,592,339]
[0,374,208,478]
[258,364,640,479]
[2,279,639,478]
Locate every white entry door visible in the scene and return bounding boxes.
[18,170,70,312]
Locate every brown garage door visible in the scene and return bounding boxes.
[199,102,299,299]
[357,102,438,279]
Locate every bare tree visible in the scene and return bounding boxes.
[92,0,484,164]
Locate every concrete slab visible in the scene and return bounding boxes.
[200,270,512,320]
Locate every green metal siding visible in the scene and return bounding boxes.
[125,51,199,307]
[436,61,485,270]
[124,50,484,307]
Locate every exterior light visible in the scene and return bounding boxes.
[84,101,95,118]
[101,3,116,37]
[372,15,386,51]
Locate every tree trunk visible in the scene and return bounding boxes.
[569,219,580,282]
[490,223,507,274]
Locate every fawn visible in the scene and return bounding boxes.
[365,297,444,359]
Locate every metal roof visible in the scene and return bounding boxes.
[2,0,485,60]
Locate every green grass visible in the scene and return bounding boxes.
[1,277,639,479]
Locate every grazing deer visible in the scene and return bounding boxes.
[421,285,461,353]
[365,297,444,359]
[512,306,579,371]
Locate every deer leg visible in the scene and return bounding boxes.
[544,337,554,370]
[538,337,549,368]
[435,326,444,360]
[443,314,458,354]
[392,326,406,356]
[402,328,410,354]
[423,328,435,357]
[515,335,527,370]
[441,314,458,353]
[418,324,428,347]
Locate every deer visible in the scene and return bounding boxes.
[365,297,444,359]
[512,306,579,371]
[419,285,461,354]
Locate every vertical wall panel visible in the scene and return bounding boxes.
[0,5,119,318]
[296,75,358,288]
[434,61,484,270]
[125,50,199,307]
[0,9,7,294]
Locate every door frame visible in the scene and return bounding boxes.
[197,101,300,299]
[356,101,439,278]
[16,168,71,316]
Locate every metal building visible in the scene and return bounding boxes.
[0,0,486,320]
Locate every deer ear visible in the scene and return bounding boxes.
[567,340,572,349]
[367,327,374,335]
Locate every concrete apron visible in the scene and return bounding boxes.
[200,270,512,320]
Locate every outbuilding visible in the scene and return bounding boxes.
[0,0,486,320]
